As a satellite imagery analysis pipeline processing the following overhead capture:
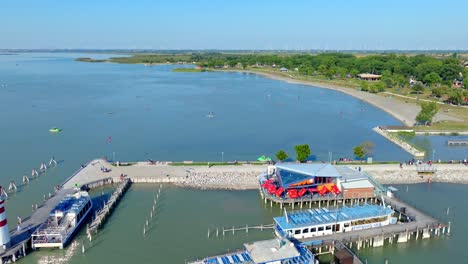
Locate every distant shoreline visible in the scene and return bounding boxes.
[217,69,461,128]
[74,57,465,132]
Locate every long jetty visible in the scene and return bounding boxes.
[88,178,131,233]
[373,126,425,158]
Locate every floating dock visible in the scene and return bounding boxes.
[447,140,468,146]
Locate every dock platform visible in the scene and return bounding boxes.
[447,140,468,146]
[88,178,131,233]
[299,195,446,252]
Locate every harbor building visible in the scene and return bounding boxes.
[190,238,315,264]
[260,163,379,202]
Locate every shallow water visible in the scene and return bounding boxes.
[0,53,466,263]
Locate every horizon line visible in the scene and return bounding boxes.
[1,48,468,53]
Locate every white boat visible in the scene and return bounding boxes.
[274,204,396,240]
[31,191,93,249]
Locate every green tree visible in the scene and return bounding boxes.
[370,81,386,93]
[381,70,394,88]
[449,90,464,105]
[294,144,311,163]
[361,141,375,157]
[423,72,442,86]
[393,74,407,87]
[431,87,444,98]
[412,83,425,94]
[416,101,439,125]
[353,146,365,160]
[275,150,288,162]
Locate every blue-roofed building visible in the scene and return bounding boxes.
[273,204,395,240]
[261,163,377,200]
[189,238,315,264]
[275,163,341,188]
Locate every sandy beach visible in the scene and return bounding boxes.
[228,70,461,127]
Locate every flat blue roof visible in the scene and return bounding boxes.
[274,204,394,230]
[276,163,342,178]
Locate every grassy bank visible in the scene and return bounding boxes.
[389,131,426,153]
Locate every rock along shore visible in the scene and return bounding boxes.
[72,160,468,190]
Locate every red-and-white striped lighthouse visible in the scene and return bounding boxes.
[0,186,10,248]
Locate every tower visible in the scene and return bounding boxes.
[0,186,10,249]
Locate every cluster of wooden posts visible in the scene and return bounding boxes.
[2,157,57,198]
[143,184,163,237]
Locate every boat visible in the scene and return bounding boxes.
[49,127,62,133]
[274,204,396,240]
[206,112,215,118]
[31,191,93,249]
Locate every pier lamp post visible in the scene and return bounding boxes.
[113,152,116,162]
[221,152,224,163]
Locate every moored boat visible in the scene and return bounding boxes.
[274,204,396,240]
[31,191,93,249]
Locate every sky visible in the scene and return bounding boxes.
[1,0,468,50]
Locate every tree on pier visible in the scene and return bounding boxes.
[275,150,288,162]
[416,101,439,125]
[353,146,365,160]
[294,144,311,163]
[361,141,375,157]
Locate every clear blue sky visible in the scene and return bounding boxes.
[2,0,467,50]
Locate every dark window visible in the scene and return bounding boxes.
[326,226,332,230]
[294,229,301,235]
[303,228,309,233]
[311,228,316,232]
[318,226,324,231]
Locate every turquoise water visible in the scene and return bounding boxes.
[410,135,468,160]
[358,183,467,263]
[0,53,466,263]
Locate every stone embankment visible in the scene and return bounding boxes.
[372,126,425,158]
[68,159,468,191]
[176,166,264,190]
[361,163,468,184]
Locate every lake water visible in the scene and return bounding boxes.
[0,53,466,263]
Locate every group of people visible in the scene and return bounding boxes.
[101,166,111,173]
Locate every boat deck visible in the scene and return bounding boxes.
[0,188,73,259]
[299,195,441,245]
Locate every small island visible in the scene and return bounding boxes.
[172,68,207,72]
[76,57,107,63]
